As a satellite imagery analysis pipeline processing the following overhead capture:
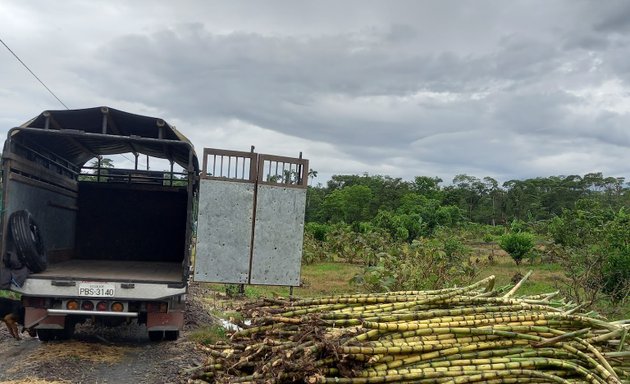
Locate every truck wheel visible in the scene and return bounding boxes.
[37,329,56,341]
[9,210,47,273]
[59,320,76,340]
[148,331,164,342]
[164,330,179,341]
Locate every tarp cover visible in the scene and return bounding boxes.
[12,107,198,171]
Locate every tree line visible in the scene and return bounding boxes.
[303,172,630,309]
[306,172,629,228]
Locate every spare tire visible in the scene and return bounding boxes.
[9,210,47,273]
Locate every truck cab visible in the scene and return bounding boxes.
[0,107,308,341]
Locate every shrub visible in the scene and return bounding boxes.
[303,224,392,265]
[602,248,630,304]
[482,233,495,244]
[556,245,605,307]
[372,210,424,242]
[305,222,330,242]
[499,232,535,265]
[601,210,630,304]
[351,232,478,292]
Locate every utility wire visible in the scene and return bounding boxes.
[0,37,69,109]
[0,38,153,169]
[2,37,152,168]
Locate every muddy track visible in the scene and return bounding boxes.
[0,283,217,384]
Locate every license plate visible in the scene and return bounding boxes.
[78,282,115,297]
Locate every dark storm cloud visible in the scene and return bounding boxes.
[3,0,630,183]
[592,1,630,33]
[75,24,517,146]
[76,24,475,144]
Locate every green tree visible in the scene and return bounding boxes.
[305,185,327,222]
[450,174,486,221]
[502,179,540,221]
[321,185,373,223]
[80,157,114,181]
[308,168,318,186]
[412,176,443,200]
[601,209,630,303]
[498,232,535,265]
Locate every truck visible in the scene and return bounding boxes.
[0,107,308,341]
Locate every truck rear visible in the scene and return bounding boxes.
[0,107,198,341]
[0,107,308,341]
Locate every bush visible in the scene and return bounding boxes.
[305,222,330,242]
[482,233,495,244]
[302,224,392,265]
[499,232,535,265]
[602,249,630,304]
[351,231,478,292]
[556,245,604,307]
[601,210,630,304]
[372,210,424,242]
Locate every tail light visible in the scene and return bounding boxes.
[66,300,79,310]
[81,301,94,311]
[111,302,124,312]
[96,301,108,311]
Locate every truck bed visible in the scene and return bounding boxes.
[31,260,183,283]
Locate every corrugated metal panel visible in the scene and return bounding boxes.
[194,179,254,284]
[250,185,306,286]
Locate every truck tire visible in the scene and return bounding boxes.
[36,326,74,341]
[148,330,164,342]
[36,329,56,341]
[10,210,47,273]
[164,330,179,341]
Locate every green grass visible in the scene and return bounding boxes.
[197,244,630,320]
[203,255,562,300]
[188,325,228,345]
[204,262,363,299]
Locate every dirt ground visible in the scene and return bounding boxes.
[0,283,217,384]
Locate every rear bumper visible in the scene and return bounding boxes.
[13,278,186,300]
[25,307,185,330]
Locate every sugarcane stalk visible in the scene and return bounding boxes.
[502,270,533,298]
[618,327,628,353]
[367,358,605,384]
[533,328,591,347]
[195,275,630,384]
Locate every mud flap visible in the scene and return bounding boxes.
[24,307,64,329]
[147,311,184,331]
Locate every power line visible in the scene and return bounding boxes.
[0,37,69,109]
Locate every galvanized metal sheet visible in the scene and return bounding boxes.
[250,185,306,286]
[194,179,254,283]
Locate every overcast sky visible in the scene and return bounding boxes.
[2,1,630,185]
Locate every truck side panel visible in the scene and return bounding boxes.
[4,175,77,259]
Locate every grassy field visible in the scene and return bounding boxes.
[204,261,364,299]
[202,242,630,319]
[206,245,565,299]
[470,244,566,296]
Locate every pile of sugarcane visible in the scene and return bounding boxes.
[191,274,630,384]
